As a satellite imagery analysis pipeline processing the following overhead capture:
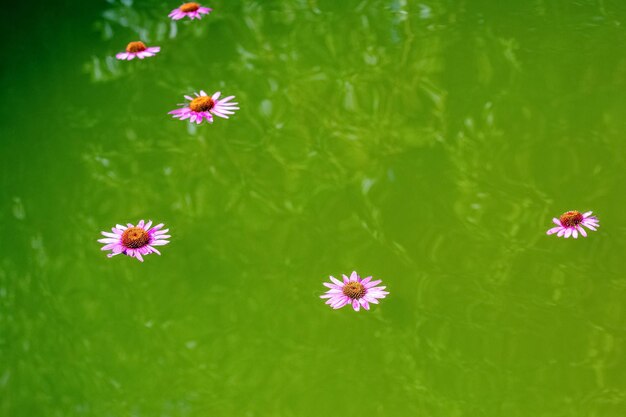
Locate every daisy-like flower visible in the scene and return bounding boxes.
[546,210,599,238]
[116,41,161,60]
[98,220,170,262]
[168,90,239,125]
[320,271,389,311]
[168,2,212,20]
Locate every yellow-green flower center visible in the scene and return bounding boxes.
[560,210,583,227]
[122,227,150,248]
[343,282,365,300]
[189,96,215,112]
[180,2,200,12]
[126,41,147,53]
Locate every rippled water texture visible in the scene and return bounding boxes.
[2,1,626,415]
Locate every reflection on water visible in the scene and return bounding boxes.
[3,0,626,416]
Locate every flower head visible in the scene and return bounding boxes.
[168,2,212,20]
[98,220,170,262]
[320,271,389,311]
[546,210,599,238]
[116,41,161,60]
[168,90,239,125]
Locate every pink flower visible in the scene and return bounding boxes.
[98,220,170,262]
[546,210,599,238]
[168,2,212,20]
[116,41,160,60]
[320,271,389,311]
[168,90,239,125]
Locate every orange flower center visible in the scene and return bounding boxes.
[180,2,200,12]
[560,210,583,227]
[189,96,215,112]
[126,41,147,53]
[342,282,366,300]
[122,227,150,248]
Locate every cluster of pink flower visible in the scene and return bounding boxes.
[96,210,601,312]
[114,3,239,125]
[115,3,211,61]
[97,219,389,310]
[99,4,602,313]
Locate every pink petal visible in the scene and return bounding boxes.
[368,292,389,299]
[329,276,343,287]
[364,279,382,288]
[98,238,119,244]
[212,111,229,119]
[332,297,349,309]
[364,295,379,304]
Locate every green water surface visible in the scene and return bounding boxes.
[3,0,626,416]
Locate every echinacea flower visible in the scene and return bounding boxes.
[116,41,161,60]
[168,2,212,20]
[168,90,239,124]
[320,271,389,311]
[546,210,599,238]
[98,220,170,262]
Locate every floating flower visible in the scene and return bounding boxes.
[168,2,212,20]
[116,41,160,60]
[98,220,170,262]
[168,90,239,125]
[320,271,389,311]
[546,210,599,238]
